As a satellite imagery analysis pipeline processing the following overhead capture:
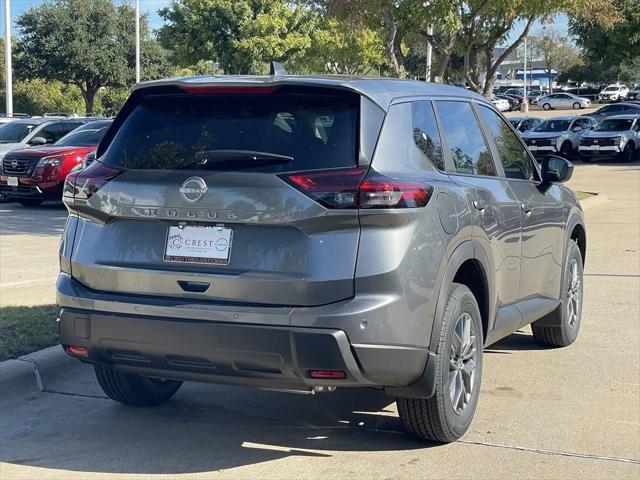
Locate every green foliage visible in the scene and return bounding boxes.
[159,0,316,74]
[570,0,640,83]
[296,18,386,75]
[95,87,131,117]
[14,0,169,113]
[14,79,85,115]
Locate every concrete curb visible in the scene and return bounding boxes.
[0,345,85,402]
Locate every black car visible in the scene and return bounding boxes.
[591,103,640,123]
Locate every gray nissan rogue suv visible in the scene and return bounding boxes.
[57,72,586,443]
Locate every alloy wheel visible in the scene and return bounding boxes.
[566,258,581,327]
[448,312,478,415]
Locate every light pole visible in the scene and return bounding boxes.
[4,0,13,116]
[425,26,433,82]
[135,0,140,83]
[521,36,529,113]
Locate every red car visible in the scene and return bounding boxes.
[0,120,112,206]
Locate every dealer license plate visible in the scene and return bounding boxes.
[7,176,18,187]
[164,225,232,265]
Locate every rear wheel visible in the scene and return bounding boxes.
[397,284,483,443]
[18,199,43,207]
[94,364,182,406]
[542,103,552,110]
[532,240,583,347]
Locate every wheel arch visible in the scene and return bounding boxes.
[568,217,587,266]
[428,241,492,351]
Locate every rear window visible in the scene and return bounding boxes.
[100,93,359,172]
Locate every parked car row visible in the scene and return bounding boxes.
[515,112,640,163]
[0,118,112,206]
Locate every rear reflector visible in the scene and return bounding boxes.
[64,161,123,200]
[309,370,347,379]
[281,168,432,209]
[66,346,89,357]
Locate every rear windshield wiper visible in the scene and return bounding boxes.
[194,149,294,165]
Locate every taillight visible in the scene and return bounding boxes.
[64,161,122,200]
[281,168,432,209]
[358,170,432,208]
[282,167,367,209]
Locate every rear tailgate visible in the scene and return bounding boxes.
[67,86,371,307]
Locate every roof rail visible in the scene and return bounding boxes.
[269,61,287,77]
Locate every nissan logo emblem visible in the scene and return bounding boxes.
[11,160,18,168]
[179,176,208,202]
[594,139,599,144]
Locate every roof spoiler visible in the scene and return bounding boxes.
[269,61,287,77]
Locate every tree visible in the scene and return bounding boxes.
[570,0,640,83]
[15,0,169,114]
[297,18,386,75]
[531,28,581,92]
[159,0,316,75]
[452,0,618,96]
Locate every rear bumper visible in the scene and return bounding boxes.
[56,274,435,395]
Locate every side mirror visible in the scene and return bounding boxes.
[539,155,574,193]
[29,136,47,146]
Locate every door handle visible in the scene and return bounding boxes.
[521,203,533,214]
[473,199,487,211]
[177,280,210,293]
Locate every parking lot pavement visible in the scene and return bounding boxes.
[505,106,599,119]
[0,202,66,307]
[0,163,639,479]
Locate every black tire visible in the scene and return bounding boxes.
[532,240,583,347]
[560,142,573,160]
[619,143,634,163]
[542,103,551,110]
[94,364,182,406]
[397,283,483,443]
[18,199,43,207]
[572,102,581,110]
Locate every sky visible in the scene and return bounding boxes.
[0,0,569,45]
[0,0,171,31]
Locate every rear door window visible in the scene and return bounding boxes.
[411,101,444,170]
[435,100,496,176]
[101,92,359,173]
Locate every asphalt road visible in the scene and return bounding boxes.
[0,154,639,479]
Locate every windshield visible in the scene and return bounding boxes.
[0,122,38,143]
[509,120,520,128]
[595,119,634,131]
[101,92,358,172]
[55,123,111,146]
[603,86,619,92]
[533,120,570,132]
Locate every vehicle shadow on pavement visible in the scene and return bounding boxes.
[485,330,546,353]
[0,203,67,236]
[1,383,435,475]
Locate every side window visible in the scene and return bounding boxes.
[435,101,495,176]
[478,105,534,181]
[36,123,80,144]
[411,101,444,170]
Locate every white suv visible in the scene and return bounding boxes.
[598,84,629,103]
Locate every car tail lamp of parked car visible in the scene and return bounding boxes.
[64,161,122,201]
[281,167,433,209]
